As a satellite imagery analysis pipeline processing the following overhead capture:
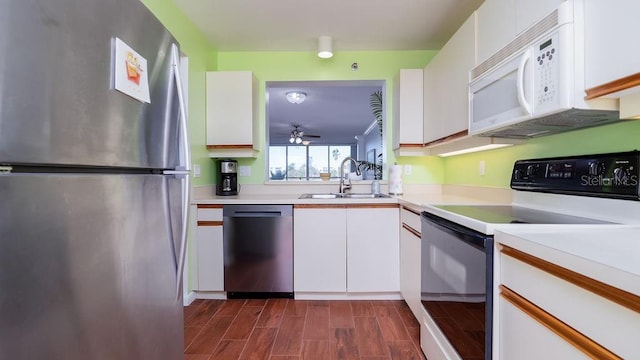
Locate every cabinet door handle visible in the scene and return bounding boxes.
[500,285,622,360]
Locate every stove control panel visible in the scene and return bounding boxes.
[511,151,640,200]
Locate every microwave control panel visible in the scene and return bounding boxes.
[534,32,559,108]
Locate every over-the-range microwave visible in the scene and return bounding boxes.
[469,0,619,139]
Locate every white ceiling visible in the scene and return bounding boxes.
[172,0,484,52]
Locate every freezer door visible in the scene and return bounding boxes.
[0,173,186,359]
[0,0,181,169]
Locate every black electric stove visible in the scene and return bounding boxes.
[510,150,640,200]
[428,151,640,231]
[433,204,612,224]
[419,151,640,360]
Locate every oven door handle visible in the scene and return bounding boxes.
[422,212,490,250]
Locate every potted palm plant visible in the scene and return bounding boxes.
[358,90,384,180]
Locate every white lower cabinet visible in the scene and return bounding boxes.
[496,243,640,359]
[400,207,422,319]
[293,206,347,292]
[346,206,400,293]
[196,225,224,291]
[195,205,224,291]
[294,204,400,295]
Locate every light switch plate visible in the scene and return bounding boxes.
[193,164,201,178]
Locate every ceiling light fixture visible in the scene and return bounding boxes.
[289,127,304,144]
[318,36,333,59]
[286,91,306,104]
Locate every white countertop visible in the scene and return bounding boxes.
[495,226,640,297]
[192,191,509,210]
[191,184,513,209]
[192,183,640,296]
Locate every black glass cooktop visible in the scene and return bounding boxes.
[434,205,612,224]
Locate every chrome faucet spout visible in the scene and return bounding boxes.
[339,157,361,194]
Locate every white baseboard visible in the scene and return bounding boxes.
[183,291,197,306]
[187,291,402,301]
[294,292,403,300]
[194,291,228,300]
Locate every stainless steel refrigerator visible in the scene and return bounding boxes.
[0,0,190,359]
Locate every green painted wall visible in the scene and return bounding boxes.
[141,0,217,186]
[138,1,640,192]
[443,120,640,188]
[216,51,439,184]
[395,155,444,184]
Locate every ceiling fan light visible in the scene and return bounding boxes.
[286,91,306,104]
[295,137,302,144]
[318,36,333,58]
[289,136,295,143]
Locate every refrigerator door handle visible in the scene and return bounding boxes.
[171,43,191,172]
[175,173,190,300]
[170,43,191,300]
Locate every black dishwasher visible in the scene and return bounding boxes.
[223,205,293,298]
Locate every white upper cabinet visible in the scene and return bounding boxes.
[206,71,259,158]
[516,0,566,34]
[392,69,425,156]
[423,12,476,144]
[476,0,516,66]
[477,0,564,66]
[584,0,640,96]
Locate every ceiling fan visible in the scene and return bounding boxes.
[288,124,320,144]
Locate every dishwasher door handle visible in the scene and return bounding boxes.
[230,211,284,217]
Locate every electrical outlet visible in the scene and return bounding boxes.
[479,160,486,176]
[404,164,412,175]
[193,164,201,178]
[238,166,251,177]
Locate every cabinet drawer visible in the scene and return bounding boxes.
[500,248,640,359]
[197,205,223,222]
[499,296,587,359]
[401,207,421,234]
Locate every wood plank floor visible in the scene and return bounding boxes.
[184,299,426,360]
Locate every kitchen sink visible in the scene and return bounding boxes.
[300,193,341,199]
[299,193,391,199]
[343,193,391,198]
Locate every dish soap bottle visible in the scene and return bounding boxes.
[371,179,380,195]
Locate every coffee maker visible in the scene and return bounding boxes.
[216,159,238,196]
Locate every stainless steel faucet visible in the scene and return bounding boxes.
[339,157,361,194]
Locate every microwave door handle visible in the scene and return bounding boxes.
[517,50,532,115]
